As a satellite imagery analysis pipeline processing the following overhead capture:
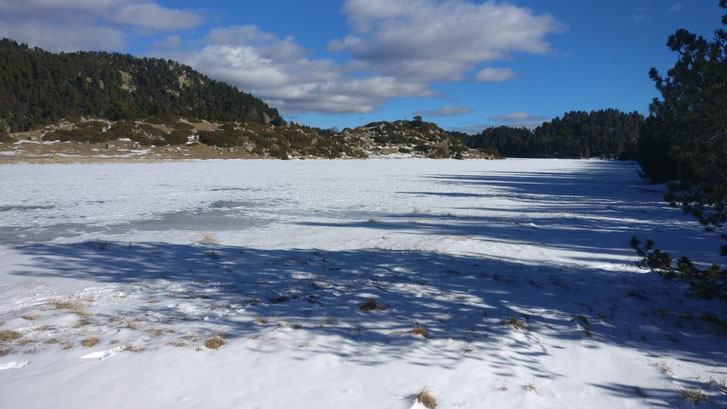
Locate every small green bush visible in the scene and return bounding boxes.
[198,130,242,147]
[44,128,116,143]
[165,129,191,145]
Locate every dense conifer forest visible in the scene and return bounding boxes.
[452,109,644,159]
[0,38,283,132]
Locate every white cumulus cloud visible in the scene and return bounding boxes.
[171,1,560,115]
[488,112,548,124]
[170,29,432,114]
[332,0,559,82]
[0,0,204,51]
[475,67,515,82]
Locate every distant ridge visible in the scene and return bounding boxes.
[0,38,284,132]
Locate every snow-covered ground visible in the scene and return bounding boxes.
[0,158,725,409]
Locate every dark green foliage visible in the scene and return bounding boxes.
[193,122,366,158]
[631,237,726,300]
[137,123,165,137]
[455,110,643,158]
[198,129,242,147]
[145,115,178,124]
[108,101,135,121]
[269,146,290,160]
[427,147,449,158]
[631,2,727,302]
[77,120,107,131]
[0,124,13,143]
[636,3,727,229]
[0,38,283,132]
[107,121,136,139]
[44,127,116,144]
[165,130,191,145]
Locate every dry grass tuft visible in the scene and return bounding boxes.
[44,338,60,345]
[147,328,164,337]
[73,320,92,328]
[81,337,100,347]
[414,388,437,409]
[360,297,386,312]
[570,314,592,337]
[168,341,186,347]
[681,389,711,404]
[525,382,539,394]
[319,318,340,327]
[500,316,527,331]
[50,300,90,318]
[17,338,37,346]
[708,378,727,396]
[34,325,54,332]
[255,317,270,325]
[118,319,140,329]
[412,323,431,338]
[657,361,674,377]
[121,344,145,353]
[199,232,219,244]
[204,333,227,349]
[61,342,72,350]
[0,330,22,342]
[280,322,303,330]
[22,314,41,321]
[0,348,9,356]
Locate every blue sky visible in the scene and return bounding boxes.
[0,0,719,132]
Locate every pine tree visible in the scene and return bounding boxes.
[632,1,727,301]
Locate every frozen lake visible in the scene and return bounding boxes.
[0,159,724,409]
[0,158,716,261]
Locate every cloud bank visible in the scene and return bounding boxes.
[176,0,559,114]
[415,106,472,117]
[0,0,561,115]
[488,112,548,123]
[0,0,204,51]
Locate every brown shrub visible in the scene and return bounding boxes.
[0,330,22,342]
[81,337,100,347]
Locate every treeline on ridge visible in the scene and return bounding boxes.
[0,38,283,132]
[453,109,644,159]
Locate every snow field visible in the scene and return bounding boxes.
[0,159,725,408]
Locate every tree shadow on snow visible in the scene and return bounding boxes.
[5,160,727,406]
[10,242,727,373]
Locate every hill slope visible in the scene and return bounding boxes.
[0,38,283,132]
[0,117,496,162]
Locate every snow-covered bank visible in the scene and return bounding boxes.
[0,159,725,408]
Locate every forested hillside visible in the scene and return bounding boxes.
[455,109,643,158]
[0,39,283,132]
